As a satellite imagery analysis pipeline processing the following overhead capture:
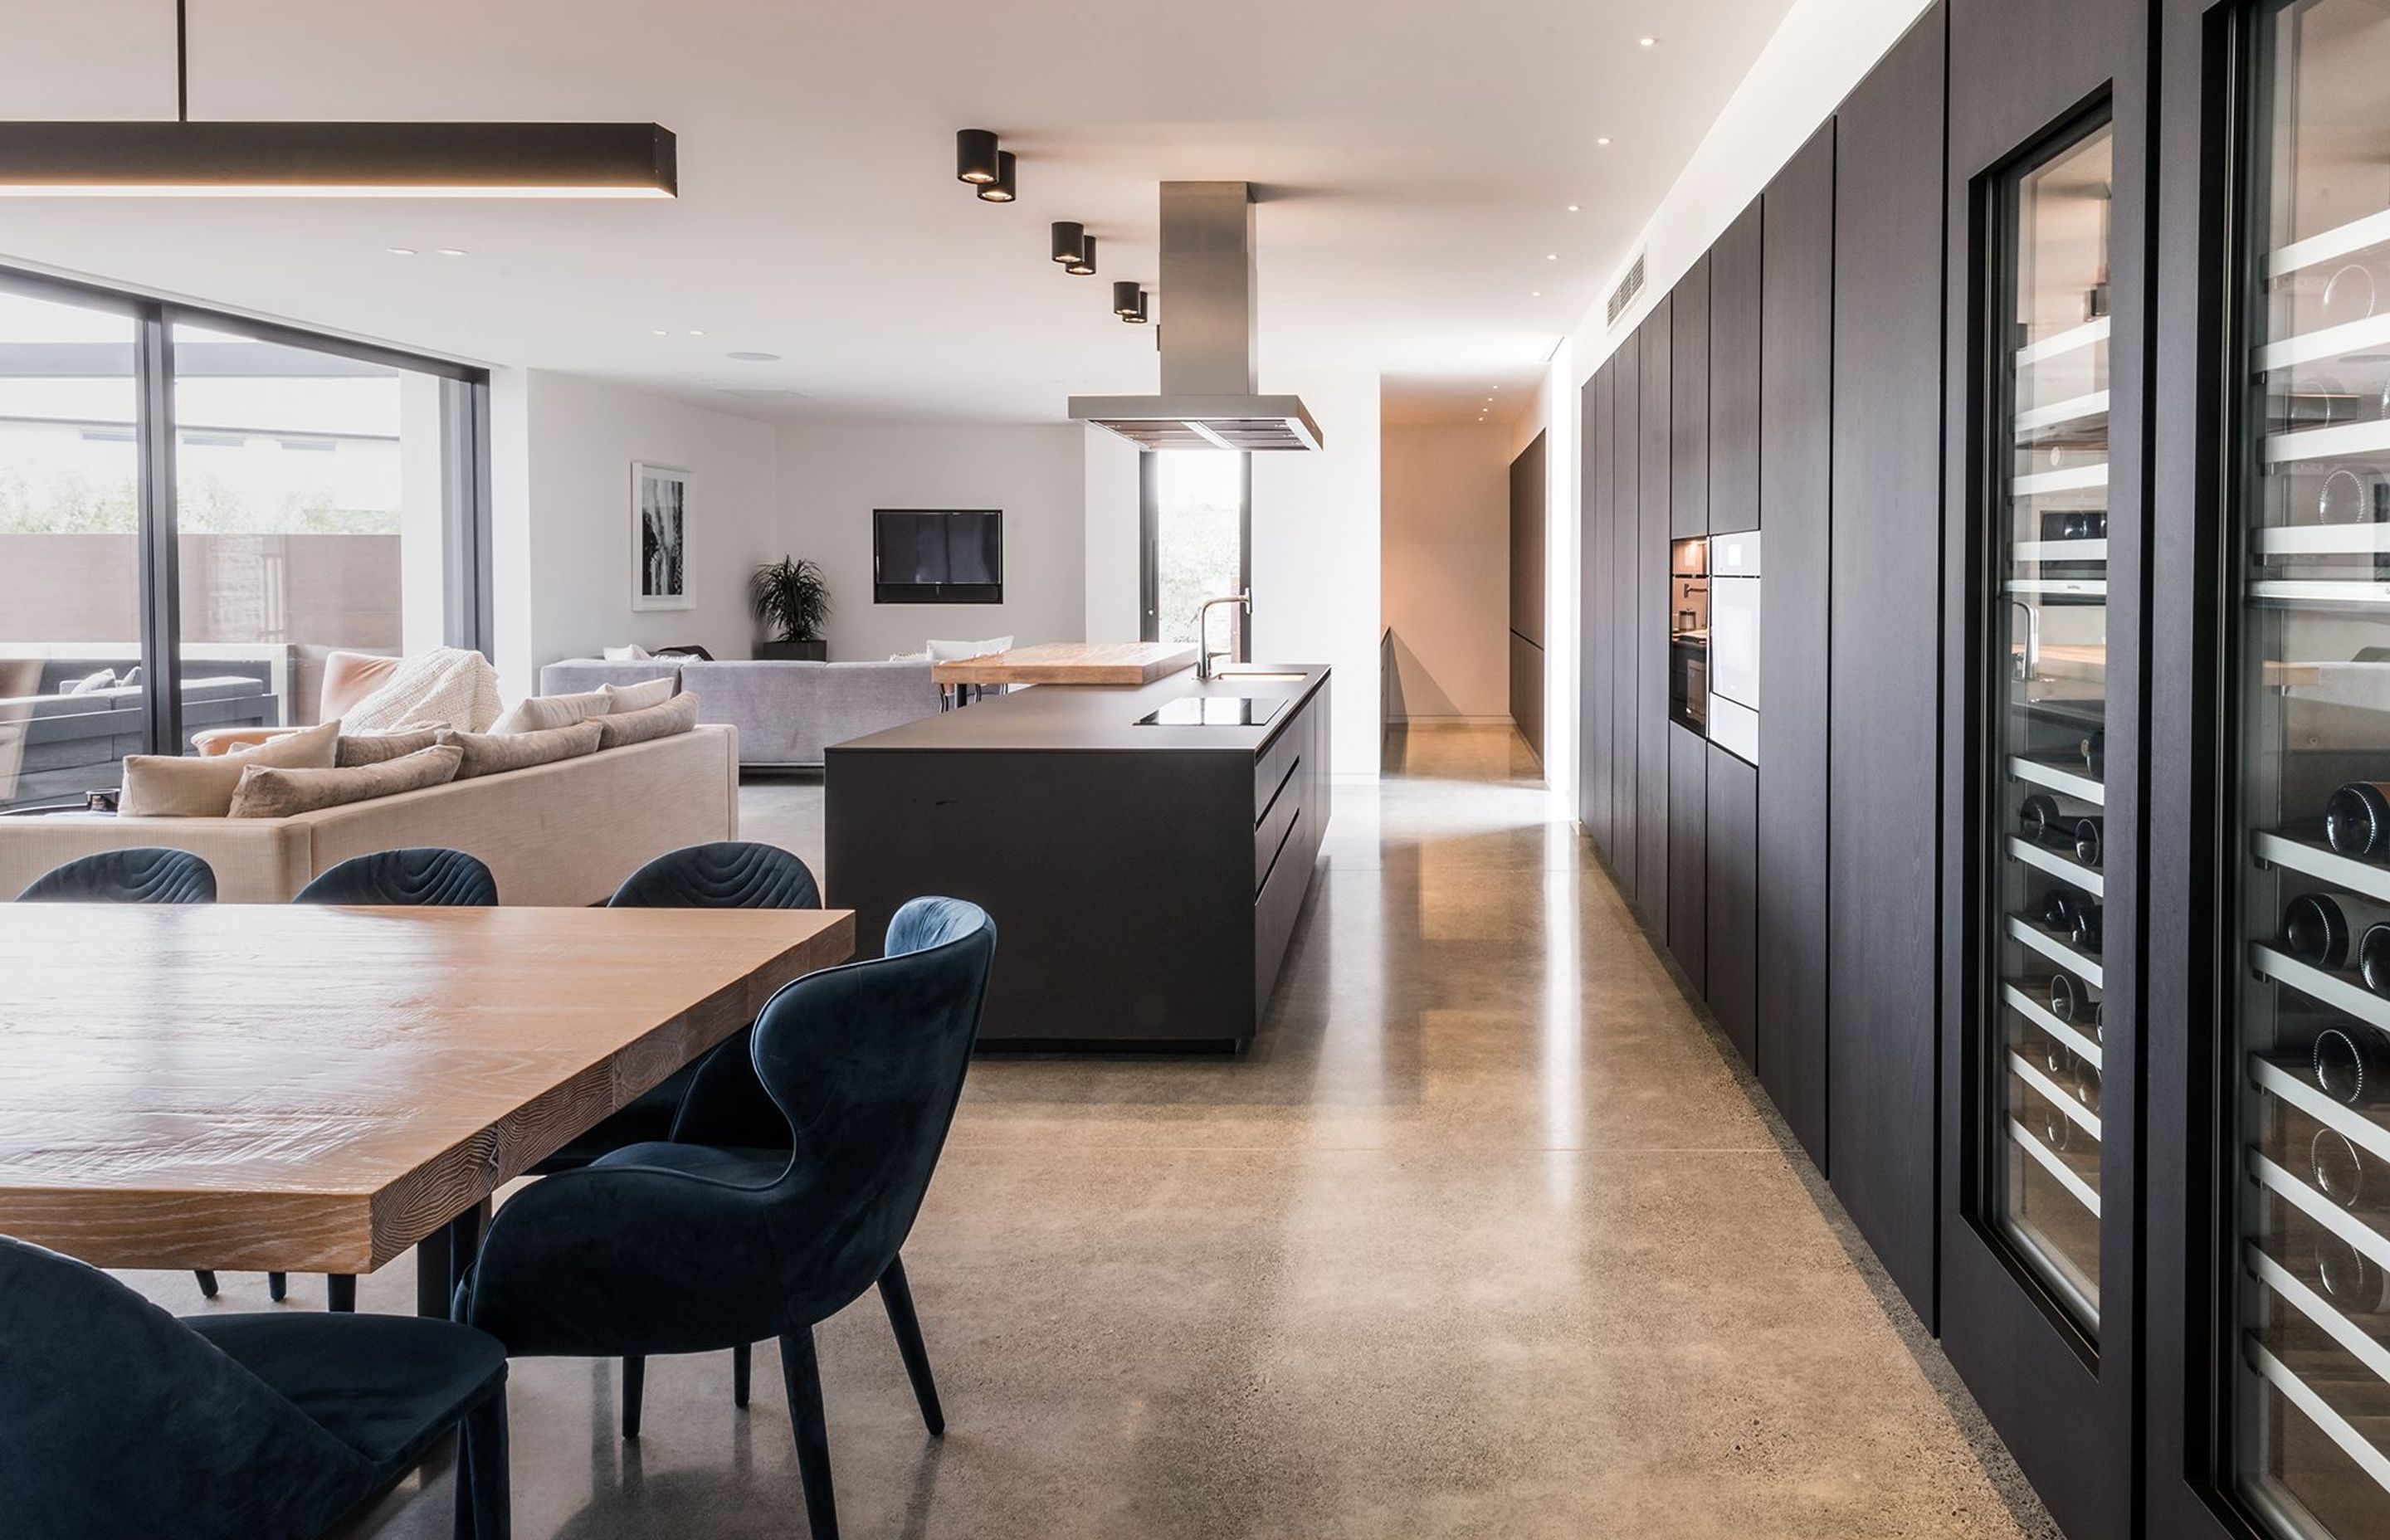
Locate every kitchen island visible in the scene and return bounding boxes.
[825,662,1329,1050]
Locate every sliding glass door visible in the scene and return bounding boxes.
[0,268,487,808]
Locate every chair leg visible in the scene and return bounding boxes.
[268,1272,288,1302]
[734,1342,752,1408]
[621,1356,645,1439]
[877,1255,945,1436]
[193,1270,218,1299]
[780,1328,839,1540]
[329,1274,357,1313]
[455,1386,511,1540]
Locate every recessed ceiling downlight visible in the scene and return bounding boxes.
[727,351,782,362]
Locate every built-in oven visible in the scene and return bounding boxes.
[1669,537,1710,732]
[1705,529,1760,764]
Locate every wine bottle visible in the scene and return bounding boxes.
[2073,816,2105,868]
[2317,1235,2390,1313]
[2314,1025,2390,1106]
[2325,782,2390,860]
[2081,729,2105,777]
[2363,924,2390,997]
[2041,889,2080,933]
[2283,893,2390,970]
[2308,1128,2390,1212]
[2049,972,2081,1021]
[2071,903,2104,955]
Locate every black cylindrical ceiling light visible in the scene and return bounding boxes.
[1066,235,1097,276]
[955,129,1000,185]
[976,150,1017,202]
[1124,288,1151,324]
[1112,280,1140,316]
[1050,221,1085,266]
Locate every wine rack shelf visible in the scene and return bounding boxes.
[2269,206,2390,280]
[2254,831,2390,907]
[2264,417,2390,467]
[2005,982,2103,1067]
[2007,1114,2101,1215]
[2250,1054,2390,1167]
[2250,579,2390,606]
[2006,578,2109,598]
[2013,463,2111,498]
[2255,524,2390,557]
[2252,1148,2390,1275]
[2250,1244,2390,1392]
[2011,1050,2102,1138]
[2008,754,2105,805]
[2247,1338,2390,1503]
[2251,943,2390,1032]
[2007,835,2105,897]
[2016,391,2112,436]
[2008,914,2105,987]
[2256,310,2390,373]
[2015,314,2110,368]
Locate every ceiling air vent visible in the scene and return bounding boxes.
[1607,250,1647,326]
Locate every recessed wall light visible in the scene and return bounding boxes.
[1638,36,1657,46]
[386,246,417,256]
[1597,137,1613,146]
[727,350,782,362]
[1532,290,1542,297]
[436,247,467,256]
[1567,204,1580,212]
[1546,253,1558,261]
[688,329,705,336]
[651,329,668,336]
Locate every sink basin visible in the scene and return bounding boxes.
[1135,695,1288,727]
[1212,670,1305,681]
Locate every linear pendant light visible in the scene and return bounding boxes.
[0,4,677,197]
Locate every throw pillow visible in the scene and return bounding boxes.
[925,636,1013,662]
[62,668,116,695]
[599,676,676,713]
[119,718,342,817]
[602,644,652,661]
[335,726,446,768]
[435,719,602,779]
[490,690,609,734]
[341,648,502,733]
[595,691,699,750]
[227,744,464,819]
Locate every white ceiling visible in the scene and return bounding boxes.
[2,0,1797,426]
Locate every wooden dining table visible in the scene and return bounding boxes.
[0,903,852,1313]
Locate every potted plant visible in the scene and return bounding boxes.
[750,556,831,660]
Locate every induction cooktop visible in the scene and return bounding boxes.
[1134,694,1288,728]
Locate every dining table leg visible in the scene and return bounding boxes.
[415,1198,493,1318]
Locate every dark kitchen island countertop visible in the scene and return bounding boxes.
[825,664,1333,1050]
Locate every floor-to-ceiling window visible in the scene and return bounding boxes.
[0,269,488,809]
[1141,450,1250,657]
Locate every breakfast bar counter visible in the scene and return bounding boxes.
[826,663,1329,1050]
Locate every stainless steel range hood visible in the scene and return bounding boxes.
[1070,181,1322,451]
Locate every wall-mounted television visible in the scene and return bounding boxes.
[873,509,1003,604]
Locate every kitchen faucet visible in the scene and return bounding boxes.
[1196,592,1251,681]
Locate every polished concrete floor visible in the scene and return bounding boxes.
[144,724,2056,1538]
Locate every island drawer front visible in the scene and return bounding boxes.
[1255,751,1306,894]
[1255,729,1298,822]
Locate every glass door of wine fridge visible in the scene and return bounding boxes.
[1986,115,2118,1336]
[2226,3,2390,1535]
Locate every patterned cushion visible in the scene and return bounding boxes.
[227,745,464,819]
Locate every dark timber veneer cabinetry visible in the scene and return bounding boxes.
[1638,302,1672,932]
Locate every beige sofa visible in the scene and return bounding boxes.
[0,724,739,905]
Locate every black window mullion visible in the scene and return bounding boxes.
[133,309,181,756]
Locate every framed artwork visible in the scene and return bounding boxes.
[632,462,692,611]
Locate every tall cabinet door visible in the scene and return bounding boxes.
[1758,123,1836,1169]
[1828,3,1947,1329]
[1612,336,1642,901]
[1583,365,1614,855]
[2153,2,2390,1537]
[1938,1,2149,1535]
[1640,302,1674,930]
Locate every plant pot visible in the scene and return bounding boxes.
[755,641,827,661]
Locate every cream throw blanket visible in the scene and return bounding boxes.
[340,647,503,733]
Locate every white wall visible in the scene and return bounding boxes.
[1381,422,1510,723]
[1251,368,1383,775]
[487,368,779,699]
[778,425,1087,662]
[1082,431,1143,644]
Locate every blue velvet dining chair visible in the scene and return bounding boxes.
[17,846,216,904]
[271,848,499,1309]
[0,1235,510,1540]
[461,896,996,1540]
[19,848,230,1304]
[295,847,500,907]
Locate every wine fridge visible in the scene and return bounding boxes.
[1983,112,2119,1335]
[2220,2,2390,1535]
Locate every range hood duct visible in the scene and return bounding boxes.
[1070,181,1321,451]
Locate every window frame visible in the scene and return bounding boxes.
[1138,449,1252,654]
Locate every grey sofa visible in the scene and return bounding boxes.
[538,657,940,768]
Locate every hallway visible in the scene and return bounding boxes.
[285,726,2056,1537]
